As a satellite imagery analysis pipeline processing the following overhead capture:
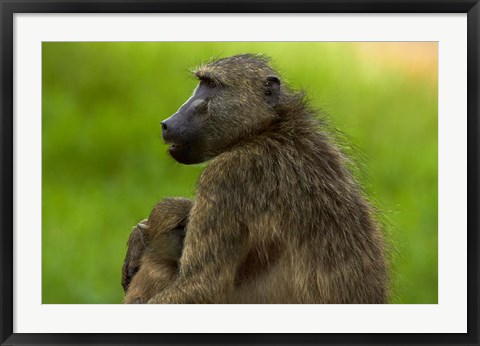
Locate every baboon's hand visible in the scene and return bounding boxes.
[125,296,148,304]
[121,220,149,293]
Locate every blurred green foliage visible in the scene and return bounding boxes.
[42,42,437,304]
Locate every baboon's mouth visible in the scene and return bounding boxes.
[168,142,197,164]
[169,143,186,152]
[169,142,190,158]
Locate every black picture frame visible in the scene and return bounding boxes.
[1,1,479,345]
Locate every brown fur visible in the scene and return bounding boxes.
[122,54,388,304]
[123,198,191,303]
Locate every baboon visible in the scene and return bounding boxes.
[122,54,388,304]
[122,197,191,303]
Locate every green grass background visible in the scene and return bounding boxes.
[42,42,438,304]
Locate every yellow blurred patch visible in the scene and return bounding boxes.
[354,42,438,83]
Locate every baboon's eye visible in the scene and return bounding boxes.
[207,80,217,89]
[200,78,217,89]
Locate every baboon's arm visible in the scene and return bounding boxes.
[147,163,251,304]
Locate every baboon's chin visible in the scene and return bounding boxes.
[168,143,204,165]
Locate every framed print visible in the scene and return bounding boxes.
[1,1,479,345]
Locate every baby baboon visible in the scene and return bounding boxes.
[122,54,388,304]
[122,197,191,303]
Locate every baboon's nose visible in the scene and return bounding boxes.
[162,114,184,143]
[161,121,168,139]
[161,119,176,142]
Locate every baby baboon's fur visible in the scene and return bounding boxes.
[122,54,388,304]
[122,198,191,303]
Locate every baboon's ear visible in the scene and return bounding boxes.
[264,76,281,107]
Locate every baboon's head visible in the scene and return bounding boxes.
[161,54,282,164]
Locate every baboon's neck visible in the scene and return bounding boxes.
[264,105,320,142]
